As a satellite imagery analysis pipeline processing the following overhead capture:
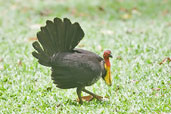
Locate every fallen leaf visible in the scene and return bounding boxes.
[159,57,171,65]
[100,20,105,25]
[70,8,88,17]
[79,12,88,17]
[152,88,160,91]
[163,0,168,3]
[18,60,22,66]
[98,6,105,12]
[78,44,85,48]
[126,29,133,34]
[70,8,77,15]
[116,56,122,60]
[119,7,128,12]
[118,0,124,2]
[131,7,141,16]
[11,4,17,10]
[30,24,41,30]
[0,65,3,70]
[22,7,33,13]
[101,29,114,35]
[39,9,52,16]
[121,13,131,20]
[155,93,159,96]
[130,80,138,83]
[165,22,171,27]
[161,112,171,114]
[0,58,3,62]
[28,37,37,41]
[162,10,169,16]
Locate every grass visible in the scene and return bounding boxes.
[0,0,171,113]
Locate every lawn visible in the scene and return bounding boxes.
[0,0,171,113]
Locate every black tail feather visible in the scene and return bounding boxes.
[32,41,44,54]
[37,17,84,55]
[32,51,50,66]
[32,17,84,67]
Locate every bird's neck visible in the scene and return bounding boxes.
[104,58,112,86]
[104,58,110,67]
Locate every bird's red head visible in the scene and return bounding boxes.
[103,50,113,60]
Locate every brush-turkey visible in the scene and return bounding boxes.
[32,17,112,104]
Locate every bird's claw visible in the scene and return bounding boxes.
[77,95,104,103]
[93,95,103,101]
[77,95,93,102]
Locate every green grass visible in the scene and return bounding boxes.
[0,0,171,113]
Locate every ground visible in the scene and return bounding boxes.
[0,0,171,113]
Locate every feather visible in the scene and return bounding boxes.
[32,17,85,67]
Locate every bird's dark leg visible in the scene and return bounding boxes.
[76,87,83,104]
[82,88,103,101]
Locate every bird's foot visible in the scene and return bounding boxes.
[93,95,103,101]
[76,95,93,103]
[82,95,94,101]
[77,95,104,102]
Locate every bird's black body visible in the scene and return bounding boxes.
[32,17,107,104]
[51,49,106,89]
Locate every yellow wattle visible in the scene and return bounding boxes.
[104,63,112,86]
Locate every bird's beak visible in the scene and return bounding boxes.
[109,54,113,58]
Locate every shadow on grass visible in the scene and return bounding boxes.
[63,99,111,106]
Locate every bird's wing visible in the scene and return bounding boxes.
[74,49,103,61]
[50,52,103,88]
